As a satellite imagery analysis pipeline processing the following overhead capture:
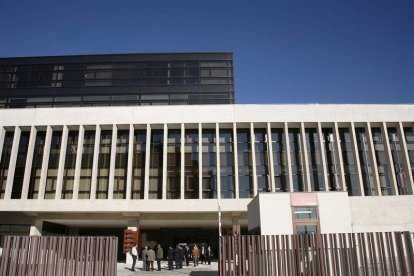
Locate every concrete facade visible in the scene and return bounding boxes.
[0,104,414,260]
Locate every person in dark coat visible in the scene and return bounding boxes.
[174,245,183,269]
[200,243,206,264]
[206,245,213,265]
[167,246,174,270]
[184,245,191,266]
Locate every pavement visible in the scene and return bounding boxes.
[117,261,218,276]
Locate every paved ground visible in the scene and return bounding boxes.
[117,261,218,276]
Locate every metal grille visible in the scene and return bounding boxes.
[219,232,414,276]
[0,236,118,276]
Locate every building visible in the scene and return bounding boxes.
[0,52,234,108]
[0,53,413,261]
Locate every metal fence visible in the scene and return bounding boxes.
[219,232,414,276]
[0,235,118,276]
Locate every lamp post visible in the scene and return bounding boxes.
[218,202,222,237]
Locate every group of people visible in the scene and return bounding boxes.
[129,243,213,272]
[167,243,213,270]
[130,244,164,272]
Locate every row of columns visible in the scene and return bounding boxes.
[0,121,413,200]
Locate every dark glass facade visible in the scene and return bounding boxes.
[0,52,234,108]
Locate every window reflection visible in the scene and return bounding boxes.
[271,129,288,192]
[0,131,14,199]
[254,129,270,193]
[96,130,111,199]
[339,128,360,196]
[388,127,408,195]
[355,127,377,196]
[61,130,78,199]
[220,129,235,198]
[185,129,199,199]
[44,131,63,199]
[372,127,393,195]
[79,130,95,199]
[132,130,146,199]
[149,129,163,199]
[167,130,180,199]
[305,128,324,191]
[289,129,305,192]
[114,130,128,199]
[28,131,45,199]
[202,129,217,199]
[238,129,253,198]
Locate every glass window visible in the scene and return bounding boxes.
[44,131,63,199]
[202,129,217,199]
[355,127,377,196]
[220,129,235,198]
[0,131,15,199]
[114,130,129,199]
[96,130,112,199]
[184,129,199,199]
[11,131,30,199]
[167,129,180,199]
[132,129,146,199]
[149,129,163,199]
[293,207,318,220]
[237,129,253,198]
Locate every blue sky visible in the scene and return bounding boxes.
[0,0,412,104]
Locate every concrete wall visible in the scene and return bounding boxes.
[318,192,352,233]
[247,196,260,232]
[349,195,414,232]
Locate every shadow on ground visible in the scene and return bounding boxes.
[189,272,218,276]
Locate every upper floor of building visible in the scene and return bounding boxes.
[0,52,234,108]
[0,104,413,206]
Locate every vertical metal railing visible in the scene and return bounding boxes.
[0,236,118,276]
[219,232,414,276]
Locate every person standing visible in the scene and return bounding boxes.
[174,245,181,269]
[200,243,206,264]
[192,245,200,267]
[156,244,164,271]
[167,246,174,270]
[130,244,138,271]
[147,247,156,271]
[141,246,148,271]
[184,245,191,267]
[206,245,213,265]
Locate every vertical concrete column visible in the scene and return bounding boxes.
[216,123,221,199]
[397,122,414,194]
[90,125,101,200]
[126,125,134,200]
[381,122,398,195]
[162,124,168,200]
[179,124,185,200]
[317,123,329,191]
[198,123,203,199]
[250,123,257,196]
[0,127,5,163]
[55,126,69,199]
[108,125,117,199]
[21,126,37,199]
[350,122,365,196]
[267,123,275,193]
[334,123,346,191]
[144,125,151,200]
[284,122,293,192]
[73,125,84,200]
[233,123,239,198]
[366,122,381,196]
[300,123,311,191]
[38,126,53,200]
[30,219,43,236]
[5,126,21,199]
